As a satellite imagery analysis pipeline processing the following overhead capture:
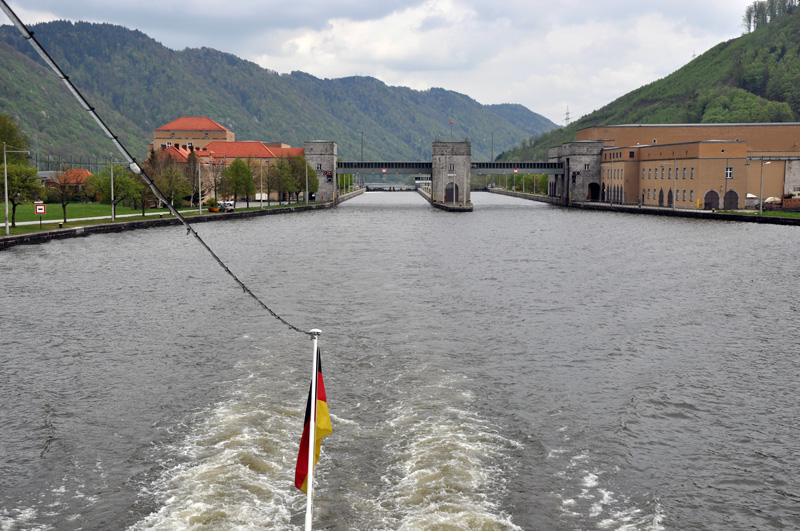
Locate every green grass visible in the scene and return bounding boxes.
[10,202,180,223]
[2,201,324,236]
[719,210,800,218]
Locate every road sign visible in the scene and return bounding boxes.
[35,203,46,215]
[513,168,519,174]
[382,168,387,173]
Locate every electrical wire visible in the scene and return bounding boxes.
[0,0,314,338]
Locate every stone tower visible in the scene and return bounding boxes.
[431,141,471,208]
[304,141,338,202]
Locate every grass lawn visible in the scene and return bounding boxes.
[11,202,178,223]
[718,210,800,218]
[2,201,323,236]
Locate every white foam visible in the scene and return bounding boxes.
[583,472,599,488]
[128,384,306,531]
[374,373,523,530]
[0,507,52,531]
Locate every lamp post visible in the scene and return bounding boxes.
[197,161,202,214]
[4,142,30,235]
[760,158,771,216]
[110,154,115,222]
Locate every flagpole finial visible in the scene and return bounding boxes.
[310,329,322,337]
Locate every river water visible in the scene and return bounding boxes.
[1,191,798,530]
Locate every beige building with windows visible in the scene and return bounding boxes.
[150,117,235,153]
[564,123,800,209]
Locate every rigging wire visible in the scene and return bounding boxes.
[0,1,314,338]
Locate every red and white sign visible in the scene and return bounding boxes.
[513,168,519,174]
[381,168,387,173]
[35,203,46,215]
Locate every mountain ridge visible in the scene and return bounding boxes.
[498,7,800,161]
[0,20,558,162]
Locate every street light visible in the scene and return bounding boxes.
[197,161,202,214]
[110,154,116,222]
[4,142,31,235]
[760,158,771,216]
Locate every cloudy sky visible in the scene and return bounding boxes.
[3,0,755,124]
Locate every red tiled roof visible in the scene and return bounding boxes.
[156,117,231,132]
[45,168,91,187]
[155,145,191,163]
[61,168,91,184]
[204,141,277,159]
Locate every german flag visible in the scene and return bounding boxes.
[295,349,332,493]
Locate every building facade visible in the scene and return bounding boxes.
[547,141,604,204]
[564,123,800,209]
[151,117,235,153]
[431,141,471,206]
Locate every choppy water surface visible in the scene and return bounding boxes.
[1,192,799,530]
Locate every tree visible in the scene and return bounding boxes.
[1,164,42,227]
[743,4,755,32]
[265,162,283,206]
[290,155,317,201]
[48,167,83,223]
[131,177,157,215]
[246,157,263,208]
[1,113,39,227]
[224,157,254,206]
[186,150,200,207]
[277,157,300,203]
[85,163,138,211]
[155,162,191,207]
[0,114,29,164]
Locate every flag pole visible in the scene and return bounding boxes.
[305,329,322,531]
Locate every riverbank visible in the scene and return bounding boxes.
[0,188,365,250]
[488,188,800,226]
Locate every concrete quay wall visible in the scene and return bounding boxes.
[487,188,800,226]
[0,201,339,251]
[417,188,473,212]
[1,190,368,250]
[488,189,562,205]
[335,187,365,204]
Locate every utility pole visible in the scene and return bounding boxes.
[110,154,115,221]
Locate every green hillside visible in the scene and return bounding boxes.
[0,21,558,165]
[500,7,800,161]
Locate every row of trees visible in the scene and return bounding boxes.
[98,152,319,213]
[743,0,797,32]
[2,111,321,228]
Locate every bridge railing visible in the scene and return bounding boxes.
[337,161,433,175]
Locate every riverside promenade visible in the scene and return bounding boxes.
[488,188,800,226]
[0,188,365,250]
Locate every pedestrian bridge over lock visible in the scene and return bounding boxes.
[305,140,564,212]
[335,160,564,176]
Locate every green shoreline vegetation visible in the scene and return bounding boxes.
[2,202,323,237]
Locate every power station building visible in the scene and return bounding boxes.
[549,123,800,209]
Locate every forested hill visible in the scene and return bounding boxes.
[499,5,800,161]
[0,20,558,162]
